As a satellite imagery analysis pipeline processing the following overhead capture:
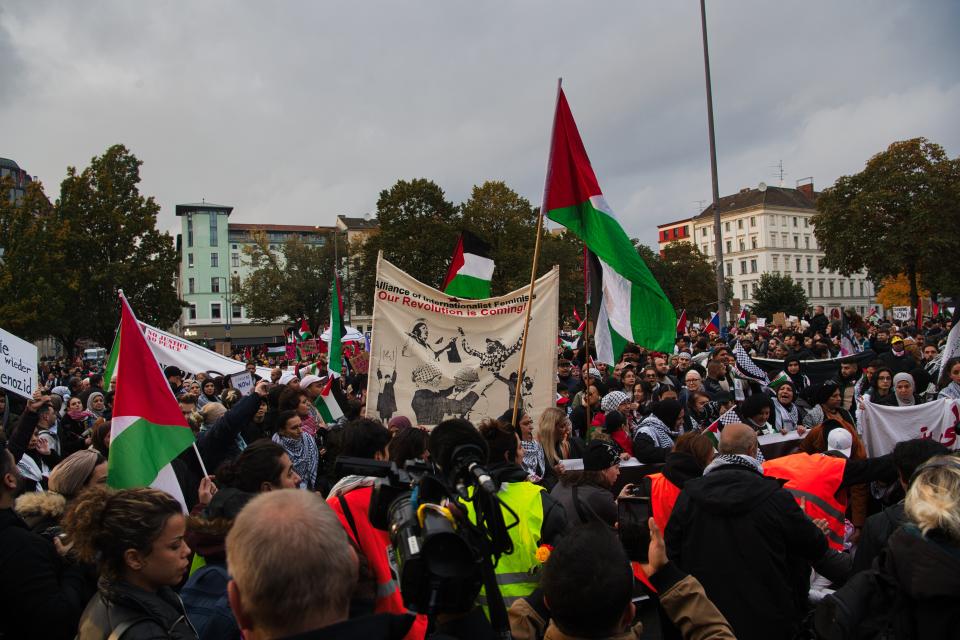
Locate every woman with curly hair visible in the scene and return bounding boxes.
[64,486,197,639]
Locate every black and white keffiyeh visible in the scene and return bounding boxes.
[703,453,764,476]
[272,432,319,489]
[733,341,770,385]
[637,414,680,448]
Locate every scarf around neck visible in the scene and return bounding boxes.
[272,432,318,489]
[704,453,764,476]
[774,399,799,430]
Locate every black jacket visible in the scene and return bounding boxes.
[660,451,704,489]
[277,613,414,640]
[809,313,829,337]
[77,579,199,640]
[878,351,917,376]
[817,526,960,640]
[852,502,906,575]
[196,392,263,473]
[665,463,831,640]
[0,508,97,639]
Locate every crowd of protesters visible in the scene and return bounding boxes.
[0,303,957,639]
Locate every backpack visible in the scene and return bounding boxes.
[180,563,240,640]
[814,567,914,640]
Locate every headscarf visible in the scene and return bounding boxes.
[772,381,800,431]
[388,415,413,432]
[272,431,318,489]
[86,392,105,419]
[48,450,104,499]
[892,372,916,406]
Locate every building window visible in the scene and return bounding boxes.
[739,239,745,251]
[807,281,813,296]
[793,236,799,248]
[740,260,747,274]
[211,303,221,320]
[817,260,823,273]
[209,214,218,246]
[829,281,835,297]
[819,281,824,297]
[793,216,798,227]
[725,222,730,231]
[725,262,732,276]
[231,252,240,268]
[859,282,864,297]
[702,245,709,254]
[840,281,845,296]
[804,218,809,228]
[750,216,756,227]
[737,219,743,230]
[188,277,195,294]
[189,304,196,320]
[751,236,758,249]
[750,259,757,273]
[770,233,777,247]
[232,243,238,250]
[742,284,748,299]
[187,253,194,268]
[772,256,779,271]
[804,236,810,249]
[806,258,812,272]
[751,282,758,295]
[211,278,221,293]
[211,252,219,268]
[726,240,731,253]
[796,258,802,272]
[232,305,242,319]
[187,217,194,248]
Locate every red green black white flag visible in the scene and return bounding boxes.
[442,230,494,299]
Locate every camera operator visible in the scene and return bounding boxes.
[549,440,636,528]
[326,418,429,639]
[428,419,567,614]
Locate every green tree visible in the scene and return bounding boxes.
[233,231,338,333]
[751,273,808,319]
[0,178,69,341]
[53,145,181,352]
[353,179,460,314]
[635,242,731,319]
[813,138,960,309]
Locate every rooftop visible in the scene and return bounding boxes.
[657,217,694,229]
[176,201,234,216]
[337,214,378,230]
[0,157,22,171]
[229,223,335,233]
[694,184,817,220]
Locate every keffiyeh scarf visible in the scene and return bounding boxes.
[637,414,680,448]
[272,432,319,489]
[774,400,799,431]
[520,439,546,481]
[703,453,764,476]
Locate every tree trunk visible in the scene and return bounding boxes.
[906,262,920,315]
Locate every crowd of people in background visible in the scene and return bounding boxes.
[0,303,958,639]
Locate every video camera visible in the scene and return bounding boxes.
[336,444,514,618]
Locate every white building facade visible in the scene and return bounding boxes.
[658,181,875,315]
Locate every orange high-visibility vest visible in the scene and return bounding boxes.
[763,453,847,550]
[647,472,683,534]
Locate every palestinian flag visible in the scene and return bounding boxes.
[314,375,345,423]
[442,230,494,299]
[104,327,120,388]
[329,277,346,377]
[768,371,791,389]
[676,309,687,334]
[108,294,195,510]
[737,308,748,328]
[298,317,313,341]
[544,88,675,362]
[704,419,721,449]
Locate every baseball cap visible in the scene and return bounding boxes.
[163,365,184,379]
[891,336,904,344]
[299,374,323,389]
[827,428,853,458]
[583,440,621,471]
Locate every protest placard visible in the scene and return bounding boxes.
[230,372,254,396]
[0,327,37,399]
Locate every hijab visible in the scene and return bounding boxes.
[86,392,105,419]
[893,372,916,406]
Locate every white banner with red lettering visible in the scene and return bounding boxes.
[139,323,273,380]
[860,398,959,456]
[366,254,559,427]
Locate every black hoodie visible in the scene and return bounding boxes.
[665,462,828,640]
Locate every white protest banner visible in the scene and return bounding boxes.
[230,372,254,396]
[860,399,959,457]
[138,322,273,380]
[366,254,559,427]
[892,306,911,322]
[756,317,766,327]
[0,328,37,399]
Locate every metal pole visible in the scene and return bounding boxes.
[700,0,727,332]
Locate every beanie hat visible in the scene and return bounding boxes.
[583,440,621,471]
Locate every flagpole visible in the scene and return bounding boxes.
[582,244,593,429]
[511,77,562,427]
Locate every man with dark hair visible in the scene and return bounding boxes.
[338,417,392,461]
[852,438,950,573]
[536,522,733,639]
[0,401,97,639]
[164,365,184,395]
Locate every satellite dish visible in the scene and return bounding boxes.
[758,182,768,192]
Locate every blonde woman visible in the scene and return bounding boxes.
[537,407,585,490]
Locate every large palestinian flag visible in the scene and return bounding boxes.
[108,294,195,510]
[442,230,495,299]
[329,277,346,377]
[544,88,675,362]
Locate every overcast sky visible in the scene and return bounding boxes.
[2,1,958,245]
